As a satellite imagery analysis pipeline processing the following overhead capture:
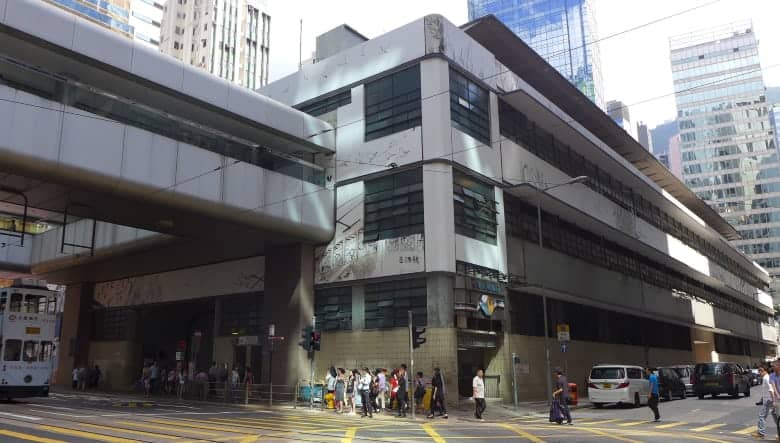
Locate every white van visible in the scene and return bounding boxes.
[588,364,650,408]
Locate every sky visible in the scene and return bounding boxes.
[267,0,780,128]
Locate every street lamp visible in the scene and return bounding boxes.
[504,175,588,405]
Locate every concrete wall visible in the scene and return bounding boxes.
[88,340,139,392]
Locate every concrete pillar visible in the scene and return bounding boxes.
[693,329,716,363]
[56,283,94,387]
[263,244,314,386]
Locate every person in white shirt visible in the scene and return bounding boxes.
[752,365,775,439]
[473,368,486,420]
[359,367,373,418]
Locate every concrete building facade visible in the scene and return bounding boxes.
[258,15,776,402]
[160,0,271,89]
[671,23,780,300]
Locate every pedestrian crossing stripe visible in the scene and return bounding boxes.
[0,429,66,443]
[78,422,179,439]
[146,417,257,435]
[115,420,220,437]
[578,419,620,425]
[655,421,686,429]
[617,420,650,427]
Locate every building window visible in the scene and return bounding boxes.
[714,333,752,356]
[315,286,352,331]
[450,68,490,144]
[365,279,426,329]
[363,168,424,242]
[219,293,262,336]
[453,171,497,244]
[92,308,131,341]
[297,90,352,117]
[364,65,421,141]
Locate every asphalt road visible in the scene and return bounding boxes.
[0,390,772,442]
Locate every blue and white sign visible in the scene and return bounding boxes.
[560,342,568,353]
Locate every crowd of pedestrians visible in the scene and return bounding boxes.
[325,364,452,420]
[70,365,101,391]
[751,359,780,440]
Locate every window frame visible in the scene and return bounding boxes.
[364,65,422,141]
[449,67,491,144]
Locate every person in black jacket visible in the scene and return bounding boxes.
[427,367,448,419]
[396,364,408,417]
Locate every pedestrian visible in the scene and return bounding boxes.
[150,361,160,395]
[359,367,373,418]
[71,367,79,389]
[390,370,399,410]
[377,368,388,412]
[327,366,337,393]
[91,365,102,389]
[335,368,346,413]
[752,365,775,439]
[770,360,780,438]
[473,368,486,421]
[414,371,425,414]
[646,367,660,422]
[369,370,379,413]
[177,366,187,399]
[230,366,240,402]
[77,366,88,391]
[347,369,358,415]
[196,369,209,401]
[396,365,408,417]
[142,364,151,397]
[167,366,176,395]
[208,362,218,398]
[428,367,448,419]
[552,370,573,425]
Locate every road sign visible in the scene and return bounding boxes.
[560,342,568,353]
[556,324,570,342]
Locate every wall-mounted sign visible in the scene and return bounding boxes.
[25,327,40,335]
[556,324,570,342]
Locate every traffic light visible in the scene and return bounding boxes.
[310,331,321,351]
[412,327,426,349]
[300,326,313,351]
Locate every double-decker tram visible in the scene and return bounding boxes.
[0,279,57,399]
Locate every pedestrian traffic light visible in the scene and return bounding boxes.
[300,326,313,351]
[412,327,426,349]
[310,331,321,351]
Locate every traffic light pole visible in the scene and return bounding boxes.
[408,310,415,420]
[310,316,316,409]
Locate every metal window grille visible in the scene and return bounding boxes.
[297,90,352,117]
[364,65,422,141]
[364,279,426,329]
[450,68,490,144]
[363,168,424,242]
[453,171,498,245]
[314,286,352,331]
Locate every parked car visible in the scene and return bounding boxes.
[588,364,650,408]
[667,365,694,394]
[656,367,687,401]
[748,369,761,386]
[692,362,751,399]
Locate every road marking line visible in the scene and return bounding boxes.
[27,409,93,418]
[115,420,219,436]
[576,427,641,443]
[38,425,138,443]
[0,429,66,443]
[422,424,447,443]
[78,422,178,439]
[341,427,357,443]
[0,411,42,421]
[498,423,545,443]
[655,421,686,429]
[689,423,726,432]
[733,425,756,435]
[617,421,648,427]
[26,404,75,411]
[578,419,620,425]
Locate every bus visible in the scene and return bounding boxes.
[0,278,57,399]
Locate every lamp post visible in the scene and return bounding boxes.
[505,175,588,405]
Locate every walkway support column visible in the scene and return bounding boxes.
[56,283,94,387]
[263,244,314,386]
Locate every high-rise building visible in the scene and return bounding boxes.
[467,0,604,109]
[607,100,637,140]
[160,0,271,89]
[637,121,653,152]
[671,22,780,298]
[650,120,679,157]
[43,0,163,48]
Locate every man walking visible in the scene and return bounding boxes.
[396,365,408,417]
[751,365,775,439]
[428,367,448,419]
[553,370,572,425]
[150,361,160,395]
[646,367,660,422]
[770,360,780,439]
[473,368,486,421]
[359,367,373,418]
[377,368,388,412]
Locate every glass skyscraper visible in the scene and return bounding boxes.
[468,0,605,109]
[671,22,780,298]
